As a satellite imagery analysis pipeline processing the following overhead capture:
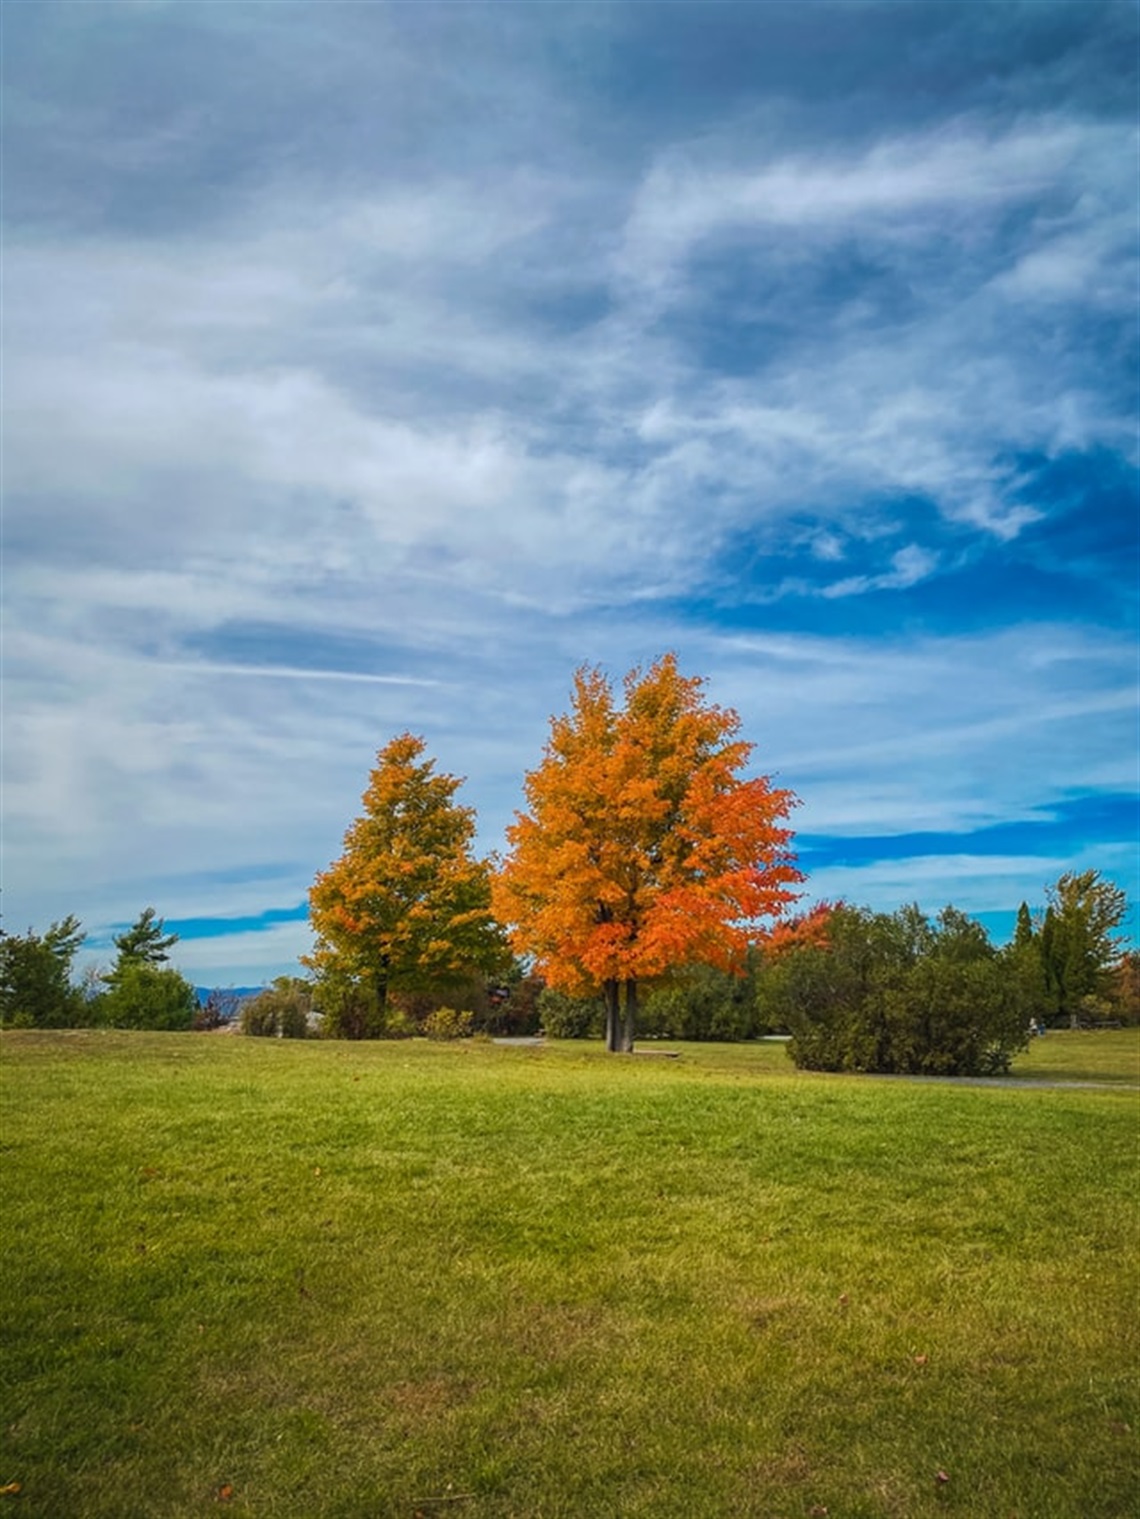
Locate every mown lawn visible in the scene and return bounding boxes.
[1,1030,1137,1518]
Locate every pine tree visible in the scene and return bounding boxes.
[0,916,86,1028]
[110,908,178,975]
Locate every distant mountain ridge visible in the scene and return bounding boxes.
[194,987,263,1007]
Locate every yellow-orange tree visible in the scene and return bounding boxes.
[307,733,507,1037]
[492,655,803,1051]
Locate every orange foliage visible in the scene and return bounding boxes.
[306,733,505,1020]
[492,656,803,1022]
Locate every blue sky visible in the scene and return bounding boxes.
[3,1,1137,985]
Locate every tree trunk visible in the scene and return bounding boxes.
[603,979,621,1051]
[369,963,390,1039]
[603,978,637,1052]
[621,978,637,1052]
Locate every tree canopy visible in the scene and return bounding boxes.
[492,655,802,1050]
[1039,870,1130,1026]
[0,916,86,1029]
[108,907,178,982]
[306,732,508,1037]
[100,963,198,1032]
[761,902,1034,1075]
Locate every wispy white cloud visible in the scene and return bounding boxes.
[822,544,940,599]
[698,623,1138,843]
[156,663,442,687]
[617,118,1124,288]
[608,113,1136,542]
[91,918,318,987]
[4,4,1136,972]
[807,841,1140,919]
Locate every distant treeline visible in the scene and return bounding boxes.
[4,875,1136,1080]
[4,660,1136,1076]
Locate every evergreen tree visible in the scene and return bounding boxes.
[0,916,86,1028]
[108,908,178,982]
[1013,901,1035,950]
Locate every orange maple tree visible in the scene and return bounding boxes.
[306,733,506,1036]
[492,655,804,1051]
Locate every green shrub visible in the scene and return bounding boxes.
[240,978,312,1038]
[481,969,544,1037]
[382,1007,418,1039]
[421,1006,474,1040]
[391,975,494,1032]
[312,975,387,1039]
[100,963,197,1032]
[642,960,761,1040]
[766,903,1032,1076]
[537,987,602,1038]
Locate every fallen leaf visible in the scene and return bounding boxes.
[0,1482,22,1496]
[914,1353,928,1366]
[216,1482,234,1502]
[936,1470,950,1484]
[837,1293,849,1307]
[313,1166,322,1176]
[809,1506,829,1516]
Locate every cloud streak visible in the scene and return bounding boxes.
[3,2,1136,980]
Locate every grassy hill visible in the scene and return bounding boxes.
[2,1031,1137,1517]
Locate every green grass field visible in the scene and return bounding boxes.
[2,1030,1137,1518]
